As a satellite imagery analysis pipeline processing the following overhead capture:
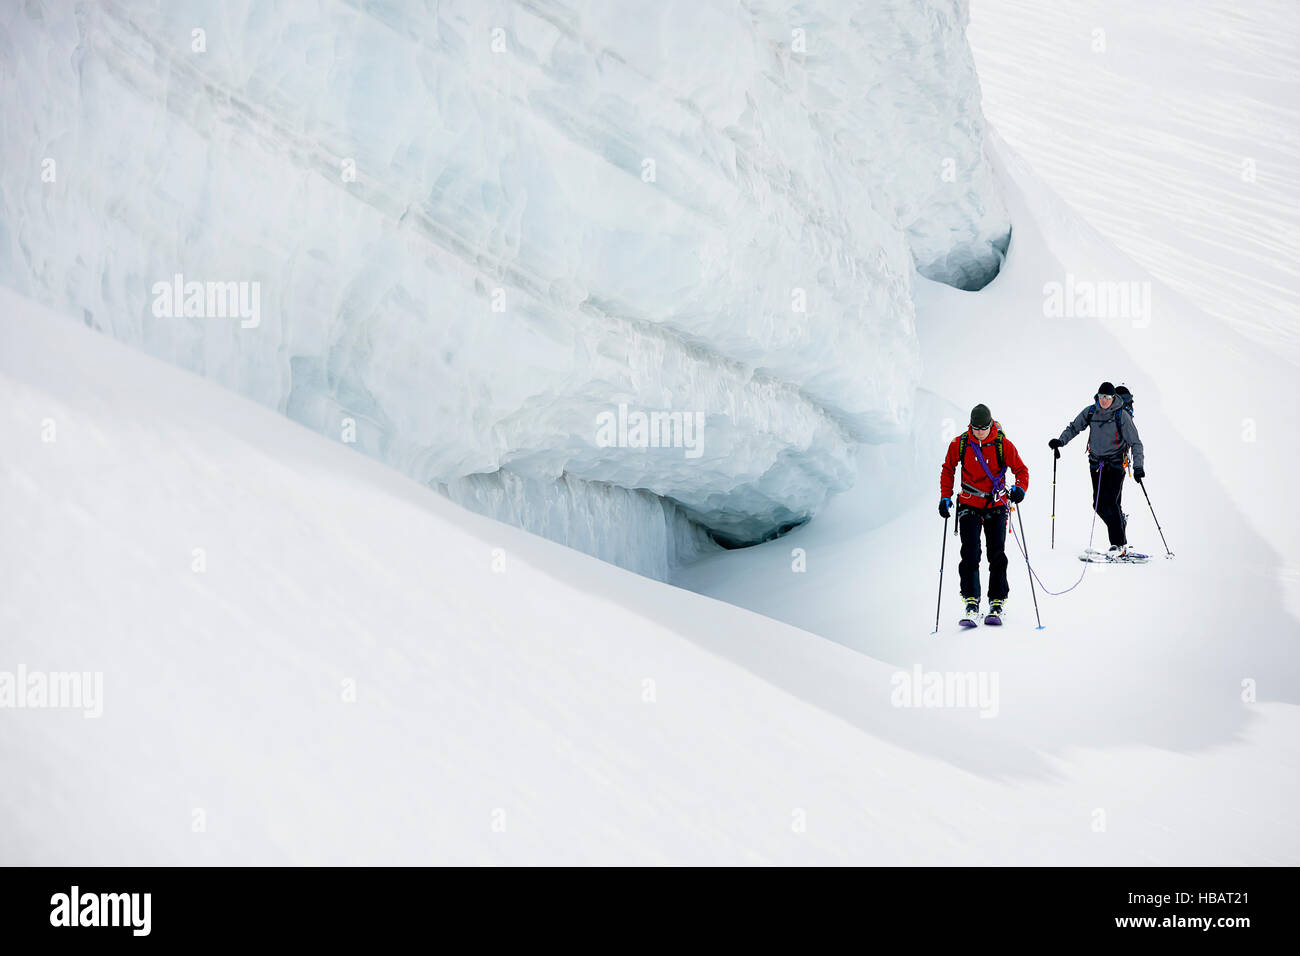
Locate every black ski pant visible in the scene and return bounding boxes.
[1089,459,1127,547]
[957,504,1009,601]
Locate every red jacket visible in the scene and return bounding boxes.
[940,423,1029,509]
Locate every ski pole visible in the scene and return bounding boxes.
[1050,453,1058,549]
[1137,478,1174,557]
[1013,504,1045,630]
[932,515,949,634]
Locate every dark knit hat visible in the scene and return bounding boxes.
[969,403,992,428]
[1098,381,1116,395]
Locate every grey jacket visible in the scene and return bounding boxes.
[1058,394,1144,470]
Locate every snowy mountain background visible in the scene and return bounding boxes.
[2,0,1298,864]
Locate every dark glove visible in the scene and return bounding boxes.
[1008,486,1025,504]
[1133,468,1145,482]
[1048,438,1062,459]
[939,497,952,519]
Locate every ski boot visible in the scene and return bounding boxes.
[1109,544,1150,564]
[984,598,1005,626]
[959,598,981,628]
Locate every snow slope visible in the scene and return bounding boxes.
[3,235,1298,863]
[673,131,1300,859]
[3,289,921,866]
[969,0,1300,365]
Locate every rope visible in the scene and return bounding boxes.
[1006,461,1105,596]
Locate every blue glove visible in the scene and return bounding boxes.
[939,497,952,519]
[1008,486,1025,504]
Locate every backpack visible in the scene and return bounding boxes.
[1112,385,1134,467]
[1115,384,1135,418]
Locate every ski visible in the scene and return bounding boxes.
[1079,548,1150,564]
[984,610,1003,626]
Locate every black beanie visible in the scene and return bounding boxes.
[1098,381,1115,395]
[969,404,992,428]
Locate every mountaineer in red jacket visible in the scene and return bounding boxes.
[938,404,1030,626]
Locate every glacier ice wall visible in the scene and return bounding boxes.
[439,472,716,582]
[807,0,1013,290]
[0,0,1008,578]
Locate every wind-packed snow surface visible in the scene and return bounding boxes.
[0,0,1009,578]
[969,0,1300,365]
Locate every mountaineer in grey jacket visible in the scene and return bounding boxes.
[1048,382,1144,553]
